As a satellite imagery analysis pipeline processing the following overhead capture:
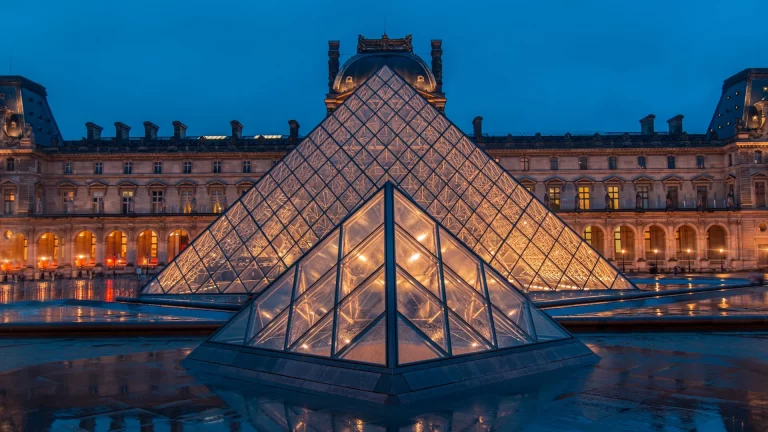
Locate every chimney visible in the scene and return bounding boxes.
[85,122,103,141]
[328,41,340,93]
[230,120,243,139]
[640,114,655,135]
[288,120,300,144]
[172,121,187,139]
[431,40,443,93]
[114,122,131,141]
[143,121,159,140]
[667,114,684,135]
[472,116,483,144]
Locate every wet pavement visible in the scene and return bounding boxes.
[1,333,766,431]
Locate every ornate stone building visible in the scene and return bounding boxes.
[1,36,767,278]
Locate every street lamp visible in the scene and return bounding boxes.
[686,249,692,273]
[653,249,659,273]
[719,248,725,272]
[620,249,626,273]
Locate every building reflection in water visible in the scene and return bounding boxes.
[0,278,140,304]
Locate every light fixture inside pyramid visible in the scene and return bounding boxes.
[208,184,570,367]
[142,65,635,297]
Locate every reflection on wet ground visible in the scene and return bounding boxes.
[556,286,768,318]
[0,279,140,304]
[0,300,232,325]
[1,333,766,431]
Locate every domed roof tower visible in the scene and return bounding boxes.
[325,34,446,114]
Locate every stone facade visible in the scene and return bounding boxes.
[1,38,768,278]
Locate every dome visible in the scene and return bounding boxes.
[333,52,436,94]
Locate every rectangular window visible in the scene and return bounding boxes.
[94,162,103,175]
[64,162,73,174]
[548,187,561,211]
[608,156,617,170]
[578,156,588,170]
[578,186,590,210]
[549,158,558,171]
[37,160,41,173]
[520,157,529,171]
[3,190,15,215]
[667,156,676,169]
[6,158,14,171]
[121,190,134,214]
[183,161,192,174]
[696,186,708,208]
[213,161,222,174]
[154,162,162,174]
[211,190,224,213]
[758,244,768,266]
[668,186,679,209]
[181,190,194,213]
[151,191,164,213]
[242,160,251,173]
[63,191,74,213]
[696,155,705,169]
[584,226,593,245]
[638,156,646,169]
[607,186,619,210]
[637,186,649,209]
[92,191,104,213]
[123,162,133,174]
[756,182,766,207]
[755,151,763,164]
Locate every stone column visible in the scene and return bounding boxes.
[634,228,643,270]
[696,233,708,270]
[157,226,168,266]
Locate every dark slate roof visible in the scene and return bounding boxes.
[480,132,716,150]
[42,136,297,154]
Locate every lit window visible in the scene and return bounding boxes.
[696,155,705,169]
[3,190,15,215]
[637,186,649,209]
[637,156,646,169]
[183,161,192,174]
[755,150,763,164]
[123,162,132,174]
[213,161,222,174]
[607,186,619,210]
[94,162,103,175]
[151,191,164,213]
[667,156,676,169]
[154,162,162,174]
[549,157,558,171]
[578,186,590,210]
[520,157,529,171]
[584,226,593,245]
[608,156,617,170]
[6,158,14,172]
[64,162,73,174]
[548,187,561,211]
[243,160,251,173]
[578,156,588,170]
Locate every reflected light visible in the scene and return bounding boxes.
[358,255,367,262]
[416,233,427,242]
[409,253,421,262]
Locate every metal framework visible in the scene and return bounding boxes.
[208,184,571,367]
[142,66,635,297]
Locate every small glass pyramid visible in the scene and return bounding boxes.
[142,65,635,297]
[208,184,569,367]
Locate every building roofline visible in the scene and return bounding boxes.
[721,68,768,90]
[0,75,48,95]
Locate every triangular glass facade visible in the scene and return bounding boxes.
[142,65,635,296]
[207,185,570,367]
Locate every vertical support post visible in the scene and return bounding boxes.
[479,263,497,348]
[383,183,398,369]
[434,224,453,356]
[330,225,343,357]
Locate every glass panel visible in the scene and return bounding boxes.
[290,312,333,357]
[447,312,491,356]
[397,315,443,365]
[530,308,569,342]
[335,269,385,354]
[249,270,295,340]
[338,317,386,365]
[396,270,447,351]
[288,271,337,347]
[296,231,339,296]
[394,229,440,299]
[439,229,482,292]
[443,269,492,342]
[394,192,437,254]
[491,308,533,348]
[483,267,531,335]
[339,228,385,299]
[211,308,250,345]
[250,309,288,350]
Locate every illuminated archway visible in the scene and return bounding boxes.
[613,226,635,261]
[168,229,190,261]
[675,225,697,262]
[707,225,727,260]
[74,230,96,267]
[644,225,666,265]
[0,231,27,270]
[583,226,604,256]
[137,230,158,265]
[105,230,127,266]
[37,232,59,268]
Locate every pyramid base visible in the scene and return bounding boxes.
[184,338,598,405]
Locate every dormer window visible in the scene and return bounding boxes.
[345,76,353,84]
[417,75,425,83]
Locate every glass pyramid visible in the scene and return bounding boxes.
[142,65,635,296]
[207,184,570,367]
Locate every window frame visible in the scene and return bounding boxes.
[213,160,222,174]
[242,160,251,174]
[549,157,559,171]
[153,161,163,175]
[608,156,617,170]
[94,162,103,175]
[520,156,530,171]
[696,155,705,169]
[63,162,73,175]
[578,156,588,170]
[667,155,676,169]
[6,158,15,172]
[123,161,133,175]
[637,156,646,169]
[183,161,192,174]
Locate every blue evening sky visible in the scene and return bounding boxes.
[3,0,762,139]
